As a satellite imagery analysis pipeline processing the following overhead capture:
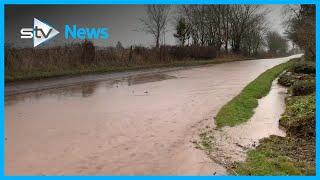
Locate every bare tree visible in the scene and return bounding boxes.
[228,5,264,53]
[266,31,288,55]
[241,9,269,56]
[284,5,315,60]
[140,5,171,48]
[175,5,271,56]
[180,5,207,46]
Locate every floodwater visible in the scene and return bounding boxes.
[204,80,287,168]
[5,54,301,175]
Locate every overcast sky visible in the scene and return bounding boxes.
[5,5,286,48]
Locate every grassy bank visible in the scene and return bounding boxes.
[215,60,294,127]
[232,60,315,175]
[233,95,315,175]
[233,133,315,175]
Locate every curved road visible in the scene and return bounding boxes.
[5,55,301,175]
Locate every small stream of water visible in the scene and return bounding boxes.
[204,79,287,169]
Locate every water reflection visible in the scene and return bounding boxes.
[5,82,100,106]
[127,73,176,86]
[5,73,176,106]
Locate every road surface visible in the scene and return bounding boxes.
[5,55,301,175]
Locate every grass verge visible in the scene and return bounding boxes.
[215,61,293,127]
[232,94,315,175]
[233,135,315,175]
[231,59,315,175]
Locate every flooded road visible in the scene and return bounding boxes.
[5,55,300,175]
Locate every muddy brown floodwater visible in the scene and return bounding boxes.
[203,79,287,169]
[5,55,301,175]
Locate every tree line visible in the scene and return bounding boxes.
[175,5,269,56]
[285,5,315,60]
[140,5,314,57]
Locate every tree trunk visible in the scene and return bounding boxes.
[156,33,160,48]
[225,41,228,53]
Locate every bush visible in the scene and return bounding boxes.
[81,40,95,64]
[169,46,217,60]
[280,95,315,139]
[5,43,219,81]
[189,46,217,59]
[291,80,315,96]
[134,46,148,55]
[290,62,315,74]
[278,73,296,87]
[280,115,315,139]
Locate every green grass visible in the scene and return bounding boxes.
[233,135,315,175]
[232,95,315,176]
[196,130,215,151]
[279,94,315,139]
[215,61,293,127]
[232,76,315,175]
[281,95,315,120]
[5,57,244,82]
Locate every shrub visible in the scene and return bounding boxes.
[189,46,217,59]
[5,43,220,81]
[169,46,188,59]
[81,40,95,64]
[280,95,315,139]
[290,62,315,74]
[169,46,217,60]
[291,80,315,96]
[280,115,315,139]
[278,73,296,87]
[134,46,148,55]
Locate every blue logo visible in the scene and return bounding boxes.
[65,25,109,40]
[20,18,109,47]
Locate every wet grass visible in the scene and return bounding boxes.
[215,61,294,127]
[196,130,215,151]
[6,57,243,82]
[281,95,315,120]
[232,95,315,175]
[232,135,315,175]
[231,61,315,175]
